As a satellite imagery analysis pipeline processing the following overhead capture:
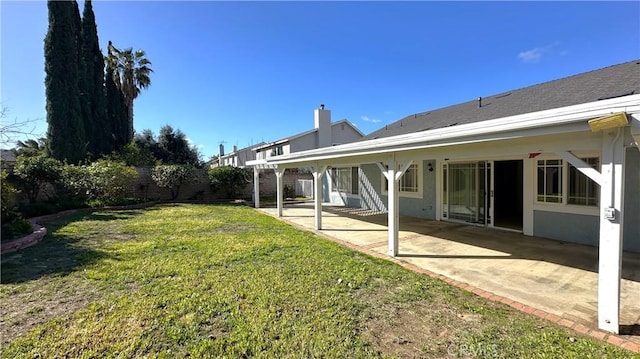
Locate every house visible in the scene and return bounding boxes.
[212,142,266,168]
[0,148,17,170]
[252,105,364,161]
[248,106,364,199]
[250,59,640,334]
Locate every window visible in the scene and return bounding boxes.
[400,164,419,192]
[537,157,599,207]
[568,157,599,206]
[537,160,562,203]
[382,162,422,197]
[331,167,359,195]
[271,146,283,156]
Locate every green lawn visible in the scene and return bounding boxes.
[1,204,636,358]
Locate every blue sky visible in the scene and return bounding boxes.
[2,1,639,160]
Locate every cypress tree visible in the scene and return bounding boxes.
[44,0,86,164]
[81,0,108,158]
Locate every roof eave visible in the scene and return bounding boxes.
[266,95,640,166]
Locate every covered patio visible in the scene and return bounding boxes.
[259,203,640,339]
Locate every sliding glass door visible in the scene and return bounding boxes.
[442,162,489,224]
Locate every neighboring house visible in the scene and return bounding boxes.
[248,106,365,199]
[0,149,17,170]
[253,105,364,161]
[212,142,266,168]
[252,59,640,334]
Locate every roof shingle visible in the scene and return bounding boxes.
[363,60,640,140]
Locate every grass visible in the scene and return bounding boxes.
[1,204,637,358]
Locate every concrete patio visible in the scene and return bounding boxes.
[259,202,640,341]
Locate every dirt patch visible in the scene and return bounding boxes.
[357,279,487,358]
[361,300,465,358]
[0,276,104,345]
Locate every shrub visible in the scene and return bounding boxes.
[1,218,33,241]
[1,170,19,223]
[1,170,33,241]
[80,160,138,203]
[12,154,63,203]
[152,165,197,200]
[208,166,250,199]
[284,184,296,199]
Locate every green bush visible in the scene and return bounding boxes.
[1,170,33,241]
[1,218,33,241]
[13,154,63,203]
[151,165,197,199]
[208,166,250,199]
[79,160,138,203]
[1,170,18,222]
[283,184,296,199]
[53,160,138,206]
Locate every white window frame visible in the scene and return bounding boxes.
[533,153,600,216]
[330,166,359,197]
[381,162,423,199]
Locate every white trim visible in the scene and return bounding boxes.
[328,166,361,200]
[534,155,601,210]
[435,159,442,221]
[523,158,535,236]
[266,95,640,165]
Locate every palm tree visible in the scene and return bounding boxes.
[106,41,153,142]
[15,137,48,157]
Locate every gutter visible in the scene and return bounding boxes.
[267,95,640,165]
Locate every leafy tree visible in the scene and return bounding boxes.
[133,126,201,166]
[157,125,201,166]
[133,129,161,159]
[108,141,157,166]
[106,41,153,142]
[13,154,63,203]
[208,166,250,198]
[44,0,86,164]
[151,165,197,200]
[81,0,109,158]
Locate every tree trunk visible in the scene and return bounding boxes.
[127,99,134,142]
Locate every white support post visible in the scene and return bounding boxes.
[275,167,285,217]
[388,157,400,257]
[597,128,625,334]
[313,165,327,230]
[378,157,413,257]
[253,167,260,208]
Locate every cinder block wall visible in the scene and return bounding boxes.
[256,169,313,197]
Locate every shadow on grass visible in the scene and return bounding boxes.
[1,209,148,284]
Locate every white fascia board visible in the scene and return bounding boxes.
[268,95,640,165]
[245,159,277,169]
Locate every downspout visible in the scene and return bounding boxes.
[609,127,622,209]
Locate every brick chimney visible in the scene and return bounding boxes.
[314,104,331,148]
